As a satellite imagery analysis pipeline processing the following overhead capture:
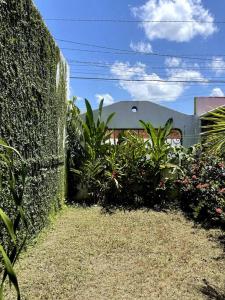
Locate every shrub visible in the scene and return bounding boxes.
[68,98,115,204]
[99,130,180,209]
[100,131,149,208]
[176,154,225,224]
[67,98,225,227]
[66,98,85,202]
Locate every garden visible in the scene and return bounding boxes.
[0,98,225,299]
[67,98,225,225]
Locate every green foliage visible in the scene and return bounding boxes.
[100,132,151,207]
[98,129,180,209]
[140,118,180,184]
[0,140,28,300]
[71,158,105,204]
[66,97,85,167]
[139,118,173,165]
[82,99,115,159]
[202,106,225,156]
[67,98,115,203]
[67,101,180,208]
[175,153,225,223]
[66,98,85,201]
[0,0,67,247]
[67,99,225,227]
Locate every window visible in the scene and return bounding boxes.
[131,106,138,112]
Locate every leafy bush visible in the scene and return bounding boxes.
[68,98,115,204]
[0,140,28,300]
[67,98,225,227]
[175,152,225,224]
[66,98,85,202]
[99,131,149,208]
[99,128,180,209]
[202,106,225,157]
[82,99,115,160]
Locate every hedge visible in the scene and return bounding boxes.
[0,0,68,245]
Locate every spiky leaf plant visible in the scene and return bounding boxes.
[202,106,225,156]
[0,139,27,300]
[83,99,115,159]
[140,118,180,183]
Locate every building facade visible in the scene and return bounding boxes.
[90,97,225,147]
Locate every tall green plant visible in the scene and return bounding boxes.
[202,106,225,156]
[83,99,115,158]
[140,118,173,164]
[67,97,85,167]
[0,140,27,300]
[140,118,178,183]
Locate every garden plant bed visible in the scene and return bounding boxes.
[5,206,225,299]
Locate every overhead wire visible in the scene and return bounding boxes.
[45,18,225,24]
[70,76,225,84]
[58,40,224,62]
[70,70,225,81]
[58,39,225,58]
[68,60,225,72]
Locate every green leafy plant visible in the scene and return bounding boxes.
[66,97,86,201]
[140,118,179,184]
[1,0,67,238]
[71,158,105,204]
[99,133,145,208]
[202,106,225,156]
[0,139,27,300]
[175,153,225,223]
[82,98,115,159]
[67,98,116,203]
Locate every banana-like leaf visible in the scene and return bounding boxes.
[140,120,157,150]
[97,99,104,126]
[0,154,10,166]
[105,112,115,127]
[70,168,83,176]
[0,209,16,244]
[0,139,22,161]
[85,99,95,132]
[160,118,173,141]
[0,245,20,300]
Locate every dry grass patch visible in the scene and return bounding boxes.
[5,206,225,299]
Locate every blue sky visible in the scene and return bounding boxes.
[33,0,225,115]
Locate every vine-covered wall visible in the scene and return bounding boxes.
[0,0,68,242]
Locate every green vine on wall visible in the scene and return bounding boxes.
[0,0,68,250]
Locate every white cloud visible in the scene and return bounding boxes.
[130,41,153,53]
[95,93,114,106]
[165,58,200,74]
[210,57,225,75]
[165,57,182,67]
[110,61,204,102]
[132,0,217,42]
[210,88,224,97]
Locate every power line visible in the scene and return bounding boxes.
[62,39,225,57]
[68,60,225,71]
[61,47,137,56]
[45,18,224,24]
[70,71,225,81]
[58,40,224,62]
[70,76,225,84]
[68,61,225,76]
[70,65,225,72]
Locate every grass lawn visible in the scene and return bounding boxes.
[5,207,225,299]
